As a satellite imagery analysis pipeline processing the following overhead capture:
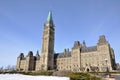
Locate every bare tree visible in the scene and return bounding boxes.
[0,66,3,72]
[5,65,16,72]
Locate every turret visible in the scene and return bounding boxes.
[97,35,108,45]
[71,41,81,71]
[18,53,24,60]
[82,40,86,48]
[25,51,35,71]
[36,50,40,60]
[16,53,25,71]
[73,41,81,49]
[27,51,33,57]
[97,35,113,71]
[64,48,70,54]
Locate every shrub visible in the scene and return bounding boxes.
[20,71,53,76]
[67,72,101,80]
[52,71,71,76]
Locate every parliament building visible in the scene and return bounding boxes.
[16,11,116,72]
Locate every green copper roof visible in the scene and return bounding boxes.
[46,11,53,22]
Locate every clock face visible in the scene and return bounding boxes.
[46,23,49,26]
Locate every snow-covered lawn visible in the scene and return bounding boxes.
[0,74,70,80]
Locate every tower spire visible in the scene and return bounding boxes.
[46,11,53,23]
[41,11,55,70]
[45,11,54,27]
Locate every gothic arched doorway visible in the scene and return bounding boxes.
[87,68,89,72]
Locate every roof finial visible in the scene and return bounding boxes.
[83,40,85,44]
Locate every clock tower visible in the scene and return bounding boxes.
[41,11,55,70]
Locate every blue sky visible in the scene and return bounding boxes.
[0,0,120,67]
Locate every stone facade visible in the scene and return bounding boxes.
[16,11,116,72]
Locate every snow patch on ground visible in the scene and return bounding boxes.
[0,74,70,80]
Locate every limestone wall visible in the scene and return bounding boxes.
[56,57,71,71]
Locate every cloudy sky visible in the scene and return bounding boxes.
[0,0,120,67]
